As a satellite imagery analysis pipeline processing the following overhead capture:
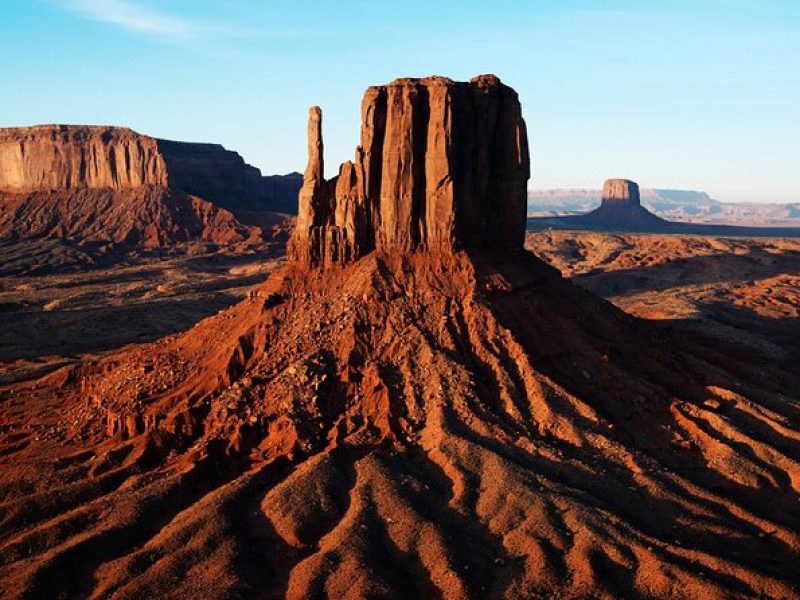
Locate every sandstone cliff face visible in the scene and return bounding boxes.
[0,125,301,212]
[0,126,168,192]
[0,126,299,267]
[601,178,641,207]
[288,75,530,266]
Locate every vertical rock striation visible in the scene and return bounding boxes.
[0,126,168,191]
[601,178,641,208]
[287,74,530,266]
[0,125,302,212]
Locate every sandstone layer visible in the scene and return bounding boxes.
[0,125,301,212]
[288,75,529,266]
[0,126,167,191]
[601,178,641,207]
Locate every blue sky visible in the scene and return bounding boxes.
[1,1,798,202]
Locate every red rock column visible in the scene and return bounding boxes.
[287,107,325,264]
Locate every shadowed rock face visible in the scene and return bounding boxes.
[288,75,530,266]
[601,178,641,207]
[0,125,301,212]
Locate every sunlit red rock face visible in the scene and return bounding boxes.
[288,75,530,266]
[0,126,299,271]
[0,125,299,211]
[1,77,799,599]
[0,126,168,191]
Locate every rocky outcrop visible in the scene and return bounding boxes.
[0,126,168,191]
[5,75,800,600]
[0,125,301,213]
[587,178,664,228]
[601,178,640,207]
[0,125,302,269]
[0,186,257,249]
[288,75,530,266]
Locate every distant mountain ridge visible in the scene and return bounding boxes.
[529,187,800,226]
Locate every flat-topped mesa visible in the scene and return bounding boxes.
[0,125,301,211]
[287,74,530,266]
[601,178,641,208]
[0,126,169,191]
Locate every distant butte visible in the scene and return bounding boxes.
[553,177,666,230]
[601,178,642,206]
[528,177,800,237]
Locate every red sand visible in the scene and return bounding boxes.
[1,248,798,598]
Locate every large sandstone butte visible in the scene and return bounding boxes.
[583,178,665,229]
[288,75,529,265]
[1,76,799,599]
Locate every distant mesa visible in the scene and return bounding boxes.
[583,178,666,229]
[532,177,666,231]
[288,75,530,266]
[528,177,800,237]
[528,186,800,225]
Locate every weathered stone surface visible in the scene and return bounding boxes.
[288,74,530,266]
[0,126,168,191]
[601,179,641,207]
[290,107,332,264]
[0,125,301,212]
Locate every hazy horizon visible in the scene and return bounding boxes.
[2,0,798,203]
